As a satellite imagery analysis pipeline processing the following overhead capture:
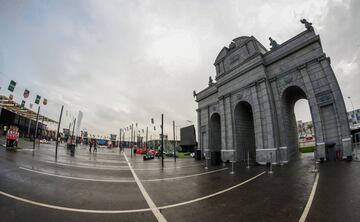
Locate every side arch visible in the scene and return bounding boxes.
[209,113,221,151]
[234,101,256,163]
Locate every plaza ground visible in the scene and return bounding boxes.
[0,138,360,222]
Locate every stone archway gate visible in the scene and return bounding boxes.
[195,21,351,164]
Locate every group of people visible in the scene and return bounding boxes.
[89,139,98,152]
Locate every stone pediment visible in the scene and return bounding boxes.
[214,47,229,64]
[232,36,250,47]
[214,36,264,79]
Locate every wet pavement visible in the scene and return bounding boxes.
[0,138,359,221]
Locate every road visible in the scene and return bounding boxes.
[0,138,359,221]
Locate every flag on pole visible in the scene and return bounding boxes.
[8,80,16,92]
[35,95,41,104]
[23,89,30,98]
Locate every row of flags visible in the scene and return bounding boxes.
[7,80,48,108]
[121,117,160,134]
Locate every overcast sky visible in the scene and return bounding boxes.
[0,0,359,138]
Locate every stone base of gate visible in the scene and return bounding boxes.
[316,142,325,160]
[342,138,352,159]
[221,150,236,162]
[256,148,278,165]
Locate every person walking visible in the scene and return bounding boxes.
[89,139,93,152]
[93,139,97,152]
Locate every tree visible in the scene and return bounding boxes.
[307,123,313,135]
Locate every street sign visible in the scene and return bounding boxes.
[21,100,25,108]
[35,95,41,104]
[8,80,16,92]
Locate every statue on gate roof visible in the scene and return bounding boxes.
[269,37,279,50]
[208,76,214,86]
[300,19,313,31]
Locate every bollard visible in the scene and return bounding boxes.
[279,149,284,166]
[268,152,273,174]
[246,151,250,169]
[230,161,235,174]
[204,155,208,170]
[311,157,318,173]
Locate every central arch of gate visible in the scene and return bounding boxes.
[195,22,351,164]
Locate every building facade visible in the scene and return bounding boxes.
[195,21,351,164]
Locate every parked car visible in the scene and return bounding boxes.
[136,148,148,155]
[40,139,50,144]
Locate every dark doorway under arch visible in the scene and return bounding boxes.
[234,101,256,163]
[209,113,221,151]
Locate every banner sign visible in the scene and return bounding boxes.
[8,80,16,92]
[23,89,30,98]
[35,95,41,104]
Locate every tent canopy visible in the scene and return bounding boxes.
[0,95,57,124]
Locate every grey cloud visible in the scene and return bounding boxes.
[0,0,358,136]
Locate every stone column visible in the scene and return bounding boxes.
[318,56,352,158]
[219,96,227,151]
[298,64,325,159]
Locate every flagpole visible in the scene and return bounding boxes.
[131,123,134,158]
[119,128,122,151]
[173,120,176,162]
[146,126,148,148]
[161,114,164,169]
[71,118,76,145]
[33,106,40,150]
[55,105,64,160]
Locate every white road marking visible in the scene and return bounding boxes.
[123,152,167,222]
[16,148,34,152]
[32,158,200,171]
[0,190,151,213]
[19,167,135,183]
[158,171,266,209]
[0,171,265,214]
[39,159,129,170]
[143,167,228,182]
[299,173,320,222]
[133,163,203,171]
[20,166,227,183]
